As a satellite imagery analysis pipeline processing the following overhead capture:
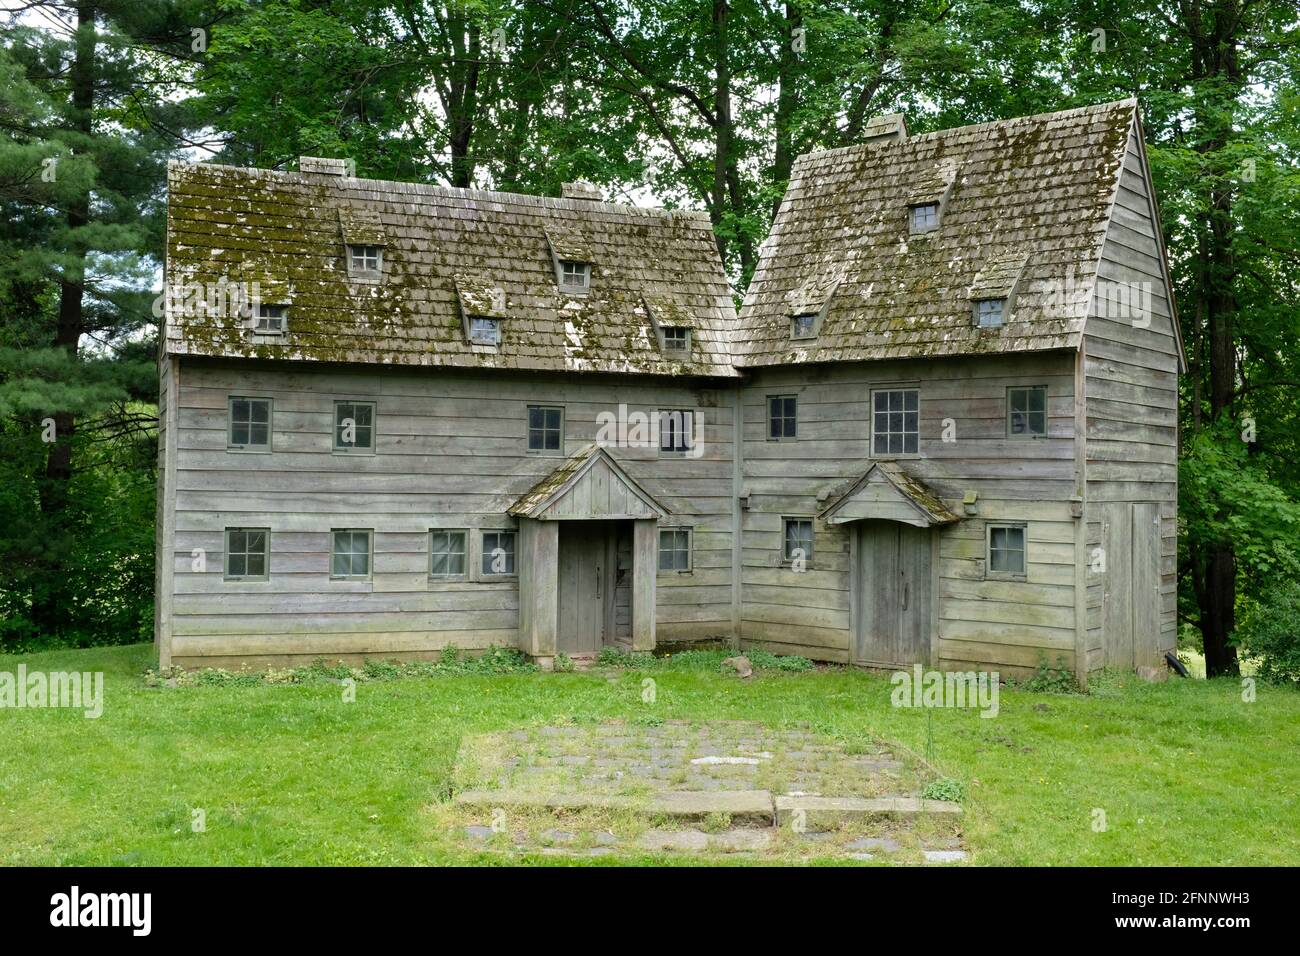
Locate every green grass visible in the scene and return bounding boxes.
[1,643,1297,865]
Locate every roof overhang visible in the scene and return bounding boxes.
[818,462,961,528]
[508,443,668,520]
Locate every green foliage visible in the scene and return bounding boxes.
[1009,657,1081,695]
[921,778,965,802]
[1236,580,1300,684]
[553,651,575,673]
[594,645,813,673]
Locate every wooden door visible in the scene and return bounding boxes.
[856,521,932,666]
[1102,502,1162,670]
[557,523,609,655]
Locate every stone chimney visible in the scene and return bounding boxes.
[561,180,603,201]
[859,114,908,146]
[299,156,352,177]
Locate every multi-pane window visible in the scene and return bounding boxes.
[909,202,940,233]
[975,298,1006,328]
[331,529,372,579]
[253,304,287,334]
[658,528,691,572]
[527,406,563,453]
[872,389,919,456]
[429,530,467,577]
[224,528,268,580]
[228,397,271,450]
[469,316,501,345]
[481,530,517,575]
[334,401,375,452]
[768,395,797,440]
[988,524,1027,576]
[1008,386,1048,438]
[559,260,590,291]
[783,518,814,564]
[662,327,689,351]
[348,244,382,274]
[658,409,694,453]
[791,313,817,339]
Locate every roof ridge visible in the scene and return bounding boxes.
[167,160,714,224]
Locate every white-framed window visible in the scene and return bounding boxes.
[333,400,375,453]
[871,388,919,456]
[975,298,1006,328]
[791,313,817,339]
[429,529,468,578]
[909,202,940,233]
[527,405,563,454]
[768,395,797,440]
[331,529,372,579]
[347,243,383,276]
[481,530,517,576]
[253,303,288,334]
[658,409,694,454]
[661,327,690,352]
[559,260,591,291]
[469,316,501,345]
[783,518,814,565]
[1008,386,1048,438]
[987,523,1027,577]
[658,528,691,572]
[228,397,271,451]
[224,528,269,581]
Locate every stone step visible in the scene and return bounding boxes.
[774,795,961,829]
[454,788,776,825]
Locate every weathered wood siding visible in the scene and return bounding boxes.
[163,358,735,667]
[1082,130,1180,672]
[738,353,1081,675]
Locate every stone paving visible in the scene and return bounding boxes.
[444,719,969,863]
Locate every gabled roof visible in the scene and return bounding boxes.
[164,162,737,376]
[508,444,667,520]
[736,99,1141,366]
[819,462,961,528]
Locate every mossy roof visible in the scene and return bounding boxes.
[735,99,1139,367]
[164,162,738,376]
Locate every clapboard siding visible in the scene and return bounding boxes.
[1083,130,1180,672]
[166,358,736,665]
[738,353,1081,675]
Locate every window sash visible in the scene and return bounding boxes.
[331,530,372,578]
[658,410,694,452]
[334,401,375,451]
[527,406,563,452]
[976,298,1005,328]
[658,529,691,571]
[871,389,919,455]
[791,314,817,338]
[348,244,382,272]
[253,304,287,333]
[988,525,1026,575]
[229,398,271,448]
[429,530,467,576]
[783,519,814,562]
[559,261,590,289]
[767,395,797,440]
[1008,387,1048,437]
[481,531,517,575]
[910,203,940,231]
[662,327,689,350]
[225,528,268,579]
[469,317,501,344]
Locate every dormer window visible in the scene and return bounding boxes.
[909,202,940,234]
[347,243,383,278]
[253,304,287,334]
[975,298,1006,328]
[559,260,591,292]
[468,316,501,346]
[791,313,818,339]
[662,327,690,352]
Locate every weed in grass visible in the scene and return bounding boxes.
[921,778,966,802]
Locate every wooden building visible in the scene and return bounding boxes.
[156,99,1182,681]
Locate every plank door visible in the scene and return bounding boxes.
[856,521,932,666]
[1102,501,1162,670]
[557,523,609,655]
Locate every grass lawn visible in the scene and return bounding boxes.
[1,642,1296,866]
